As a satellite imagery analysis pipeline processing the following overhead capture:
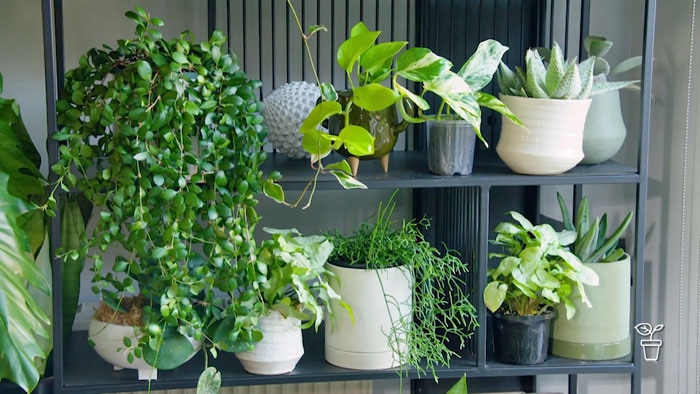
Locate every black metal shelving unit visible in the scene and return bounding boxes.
[34,0,656,393]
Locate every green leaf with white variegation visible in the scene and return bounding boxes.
[197,367,222,394]
[590,80,639,97]
[457,39,509,91]
[396,47,453,82]
[496,62,525,96]
[394,82,429,111]
[263,179,286,204]
[475,92,524,127]
[352,83,398,111]
[550,61,581,99]
[575,57,595,99]
[328,168,368,190]
[424,71,485,143]
[545,43,566,94]
[320,82,338,102]
[524,49,548,98]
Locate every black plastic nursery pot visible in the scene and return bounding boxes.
[491,311,556,365]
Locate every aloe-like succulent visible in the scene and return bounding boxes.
[496,42,637,100]
[556,192,634,264]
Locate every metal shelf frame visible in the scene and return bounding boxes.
[35,1,656,393]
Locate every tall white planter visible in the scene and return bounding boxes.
[551,255,631,360]
[496,95,592,175]
[235,311,304,375]
[325,262,413,370]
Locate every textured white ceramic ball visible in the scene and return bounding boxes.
[263,81,324,159]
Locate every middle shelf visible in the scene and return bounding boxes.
[265,151,640,190]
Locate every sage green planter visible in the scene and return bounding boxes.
[551,254,631,360]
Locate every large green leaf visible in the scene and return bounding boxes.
[0,98,44,202]
[337,30,381,74]
[352,83,398,111]
[0,173,51,393]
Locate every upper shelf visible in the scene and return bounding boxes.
[265,151,640,190]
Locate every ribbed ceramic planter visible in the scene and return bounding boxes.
[325,261,413,370]
[491,311,555,365]
[581,90,627,164]
[235,311,304,375]
[552,255,631,360]
[427,119,477,175]
[496,95,592,175]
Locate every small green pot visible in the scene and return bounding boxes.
[551,255,631,360]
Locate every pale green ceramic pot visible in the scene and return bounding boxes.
[551,254,632,360]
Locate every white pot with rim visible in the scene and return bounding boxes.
[496,95,592,175]
[324,260,413,370]
[235,310,304,375]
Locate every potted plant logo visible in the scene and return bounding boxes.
[634,323,664,361]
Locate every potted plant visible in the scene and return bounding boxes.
[294,19,522,177]
[232,227,348,375]
[483,210,599,364]
[495,42,636,175]
[324,191,477,381]
[52,7,275,379]
[551,192,634,360]
[580,35,642,164]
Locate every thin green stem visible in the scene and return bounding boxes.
[287,0,322,88]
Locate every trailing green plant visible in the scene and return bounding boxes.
[52,6,276,374]
[556,192,633,264]
[327,191,478,381]
[243,227,350,329]
[496,42,637,99]
[483,211,599,319]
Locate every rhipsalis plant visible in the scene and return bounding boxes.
[484,211,599,319]
[556,192,633,264]
[496,42,638,99]
[327,191,478,381]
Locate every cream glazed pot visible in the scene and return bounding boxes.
[235,310,304,375]
[324,261,413,370]
[496,95,592,175]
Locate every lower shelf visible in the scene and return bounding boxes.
[59,329,635,393]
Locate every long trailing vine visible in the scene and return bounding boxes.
[52,6,274,371]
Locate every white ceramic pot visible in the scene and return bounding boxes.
[496,95,592,175]
[88,318,201,380]
[324,262,413,370]
[581,90,627,164]
[88,319,157,380]
[551,255,631,360]
[235,311,304,375]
